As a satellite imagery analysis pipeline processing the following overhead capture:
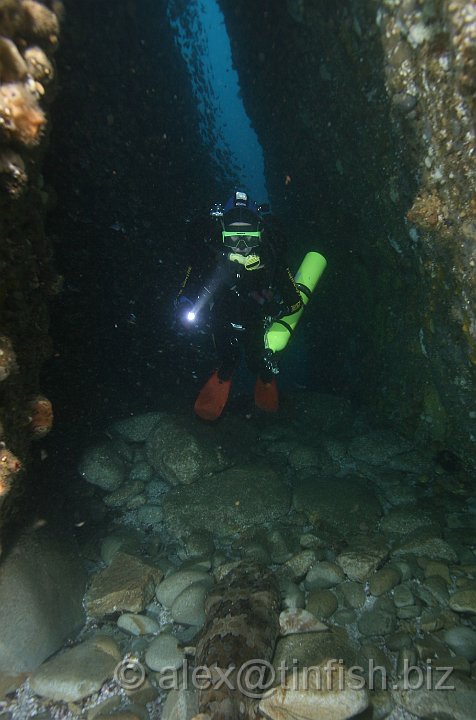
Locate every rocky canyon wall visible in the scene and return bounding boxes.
[0,0,61,548]
[219,0,476,465]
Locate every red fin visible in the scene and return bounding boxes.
[254,377,279,412]
[194,372,232,421]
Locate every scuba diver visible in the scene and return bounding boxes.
[175,190,303,421]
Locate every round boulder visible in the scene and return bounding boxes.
[146,414,227,485]
[162,465,292,539]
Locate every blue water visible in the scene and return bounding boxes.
[167,0,269,203]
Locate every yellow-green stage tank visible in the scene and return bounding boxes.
[264,251,327,353]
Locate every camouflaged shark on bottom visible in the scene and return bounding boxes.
[195,561,281,720]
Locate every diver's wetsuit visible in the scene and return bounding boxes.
[177,215,302,382]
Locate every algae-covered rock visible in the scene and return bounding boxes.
[162,465,292,539]
[349,430,413,465]
[146,414,228,485]
[78,442,127,491]
[336,545,389,582]
[293,476,382,536]
[273,628,356,670]
[109,412,163,442]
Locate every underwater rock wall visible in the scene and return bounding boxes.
[0,0,61,546]
[219,0,476,465]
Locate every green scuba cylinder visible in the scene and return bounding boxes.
[264,251,327,353]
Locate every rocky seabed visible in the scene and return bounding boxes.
[2,392,476,720]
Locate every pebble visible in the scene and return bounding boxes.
[178,531,215,561]
[358,607,397,637]
[117,613,160,636]
[279,609,328,635]
[424,576,450,605]
[100,535,127,565]
[392,672,476,719]
[392,584,415,608]
[299,533,325,549]
[110,412,163,442]
[336,546,388,582]
[283,550,317,581]
[444,626,476,661]
[104,481,145,508]
[273,627,356,669]
[333,609,356,626]
[129,461,153,483]
[456,578,476,591]
[288,445,322,471]
[0,672,26,700]
[87,697,120,719]
[126,494,146,510]
[304,561,345,589]
[386,632,414,652]
[214,560,241,582]
[162,688,199,720]
[369,566,401,596]
[124,677,159,705]
[425,560,451,583]
[397,604,421,620]
[450,590,476,614]
[85,553,163,618]
[136,504,163,531]
[156,570,213,609]
[144,633,184,672]
[391,559,414,582]
[171,581,209,627]
[95,709,145,720]
[420,608,444,632]
[306,589,338,618]
[240,541,272,565]
[339,581,366,609]
[180,557,212,572]
[396,646,418,677]
[414,635,447,660]
[258,665,368,720]
[358,643,392,686]
[79,443,127,491]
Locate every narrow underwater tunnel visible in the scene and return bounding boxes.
[0,0,476,717]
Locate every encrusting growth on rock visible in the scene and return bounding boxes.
[27,395,53,439]
[0,36,28,82]
[0,336,17,382]
[21,0,60,47]
[0,1,63,545]
[0,0,26,38]
[0,447,22,497]
[23,45,54,85]
[0,147,27,197]
[0,82,45,146]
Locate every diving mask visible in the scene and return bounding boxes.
[222,230,262,251]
